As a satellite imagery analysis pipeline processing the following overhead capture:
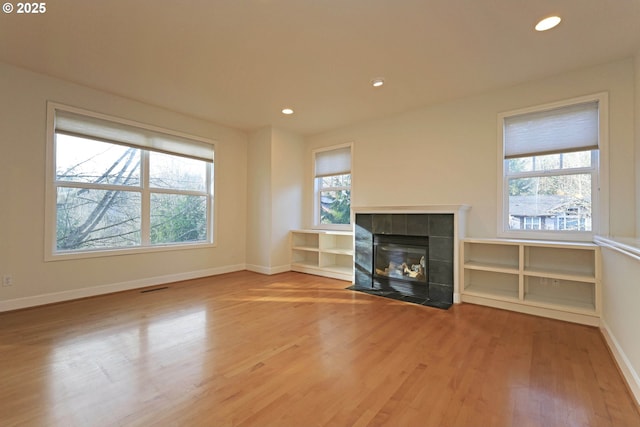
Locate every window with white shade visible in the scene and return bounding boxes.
[46,103,215,259]
[313,144,352,228]
[498,93,607,240]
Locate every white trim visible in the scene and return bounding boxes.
[594,235,640,261]
[141,150,151,245]
[246,264,291,275]
[597,92,610,236]
[210,157,218,247]
[351,204,470,214]
[291,264,353,282]
[0,264,246,313]
[497,92,609,242]
[311,223,353,232]
[600,319,640,406]
[497,229,595,242]
[45,241,217,262]
[44,103,57,259]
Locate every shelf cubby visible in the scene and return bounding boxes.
[291,231,320,251]
[291,250,319,267]
[524,276,596,312]
[463,269,519,301]
[463,240,520,271]
[524,245,596,278]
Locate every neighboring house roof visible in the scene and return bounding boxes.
[509,195,591,217]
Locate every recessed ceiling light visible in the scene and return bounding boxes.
[371,78,385,88]
[281,108,294,115]
[535,16,561,31]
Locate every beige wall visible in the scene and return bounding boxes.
[596,51,640,403]
[0,62,248,307]
[270,127,304,269]
[246,127,273,271]
[600,245,640,402]
[636,51,640,235]
[306,58,636,239]
[246,127,304,273]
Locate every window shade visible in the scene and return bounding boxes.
[504,101,598,159]
[55,110,214,162]
[314,146,351,178]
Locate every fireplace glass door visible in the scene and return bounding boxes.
[373,235,428,284]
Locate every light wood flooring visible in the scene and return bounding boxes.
[1,271,638,427]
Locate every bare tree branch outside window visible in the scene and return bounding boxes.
[55,134,211,252]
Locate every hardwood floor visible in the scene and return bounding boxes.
[1,271,638,427]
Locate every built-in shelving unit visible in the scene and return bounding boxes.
[461,238,600,326]
[291,230,353,281]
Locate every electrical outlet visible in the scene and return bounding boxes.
[2,275,13,287]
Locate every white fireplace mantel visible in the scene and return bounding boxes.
[351,204,470,215]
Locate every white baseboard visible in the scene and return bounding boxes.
[290,265,353,282]
[600,319,640,406]
[246,264,291,275]
[0,264,246,312]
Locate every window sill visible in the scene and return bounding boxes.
[45,241,216,262]
[497,230,594,243]
[312,224,353,232]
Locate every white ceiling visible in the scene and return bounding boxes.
[1,0,639,135]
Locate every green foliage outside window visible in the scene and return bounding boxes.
[319,174,351,225]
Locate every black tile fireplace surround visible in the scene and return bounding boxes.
[354,213,454,308]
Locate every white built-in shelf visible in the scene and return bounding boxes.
[293,260,319,269]
[524,293,596,313]
[292,245,319,252]
[464,284,519,301]
[463,261,519,275]
[522,268,596,283]
[461,238,601,326]
[290,230,353,281]
[322,247,353,256]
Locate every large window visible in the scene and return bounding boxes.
[498,94,607,240]
[313,144,352,228]
[46,104,215,258]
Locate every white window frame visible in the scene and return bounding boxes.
[497,93,609,241]
[312,143,353,230]
[45,102,216,261]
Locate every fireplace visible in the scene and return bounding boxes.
[354,212,455,308]
[373,234,429,296]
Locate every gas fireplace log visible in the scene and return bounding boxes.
[376,261,425,280]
